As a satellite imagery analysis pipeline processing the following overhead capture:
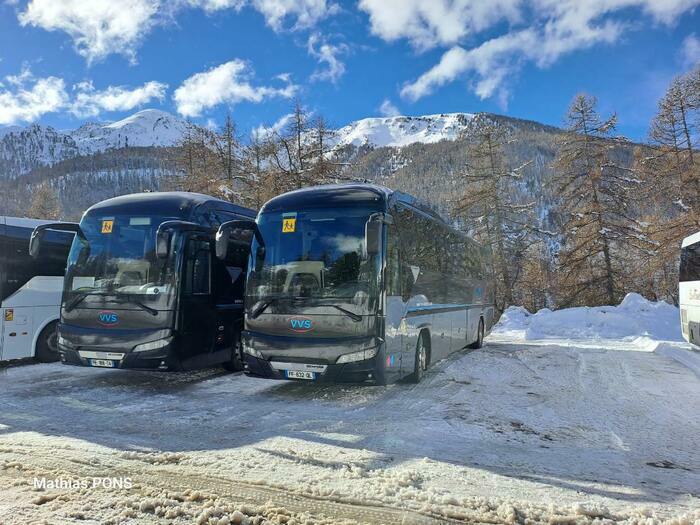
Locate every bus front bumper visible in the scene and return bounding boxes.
[244,353,383,383]
[59,345,177,370]
[241,332,386,384]
[57,325,179,370]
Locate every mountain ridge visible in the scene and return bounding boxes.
[0,108,573,180]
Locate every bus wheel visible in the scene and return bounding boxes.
[410,333,429,383]
[469,318,485,349]
[36,321,60,363]
[222,340,244,372]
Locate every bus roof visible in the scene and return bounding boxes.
[260,183,445,222]
[0,216,68,229]
[84,192,256,219]
[682,230,700,248]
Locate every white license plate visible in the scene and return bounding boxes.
[286,370,315,380]
[89,359,116,368]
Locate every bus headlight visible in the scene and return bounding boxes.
[57,335,74,350]
[133,337,172,353]
[243,342,263,359]
[336,346,379,364]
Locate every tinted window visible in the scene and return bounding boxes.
[184,239,211,295]
[394,205,488,305]
[1,224,71,302]
[680,242,700,282]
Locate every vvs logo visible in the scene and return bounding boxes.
[289,317,313,332]
[98,311,119,326]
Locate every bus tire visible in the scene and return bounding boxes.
[410,332,429,383]
[469,318,484,349]
[35,321,60,363]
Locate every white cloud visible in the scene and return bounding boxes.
[398,0,700,103]
[181,0,246,13]
[378,98,400,117]
[183,0,335,29]
[359,0,522,51]
[173,59,298,117]
[71,80,168,118]
[19,0,336,65]
[252,112,293,139]
[250,0,337,31]
[19,0,159,64]
[681,33,700,69]
[307,34,347,83]
[0,68,68,125]
[0,67,170,124]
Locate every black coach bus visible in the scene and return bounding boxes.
[30,192,256,371]
[216,184,495,384]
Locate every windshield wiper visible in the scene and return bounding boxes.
[65,291,158,316]
[326,304,363,322]
[117,295,158,316]
[249,297,278,319]
[64,292,88,313]
[64,290,112,312]
[296,297,364,322]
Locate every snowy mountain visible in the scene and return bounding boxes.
[330,113,475,149]
[0,109,481,181]
[69,110,190,153]
[0,109,189,179]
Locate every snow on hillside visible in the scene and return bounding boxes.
[330,112,474,149]
[0,110,190,179]
[493,293,684,344]
[70,110,190,153]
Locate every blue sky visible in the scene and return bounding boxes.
[0,0,699,141]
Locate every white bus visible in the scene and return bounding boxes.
[680,231,700,346]
[1,217,73,362]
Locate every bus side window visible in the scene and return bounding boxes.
[184,240,211,295]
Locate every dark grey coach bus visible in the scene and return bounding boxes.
[30,192,256,371]
[216,184,495,384]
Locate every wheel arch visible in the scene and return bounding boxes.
[32,316,60,358]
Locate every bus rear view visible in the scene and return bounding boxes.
[219,184,494,385]
[680,231,700,346]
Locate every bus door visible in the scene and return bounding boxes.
[178,235,217,366]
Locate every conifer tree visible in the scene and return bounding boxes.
[28,182,61,220]
[454,116,536,310]
[554,94,648,306]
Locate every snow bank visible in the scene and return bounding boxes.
[493,293,684,343]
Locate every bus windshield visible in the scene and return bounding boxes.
[246,207,380,314]
[64,213,179,309]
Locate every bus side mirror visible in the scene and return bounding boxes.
[216,220,265,271]
[156,230,171,259]
[29,228,45,258]
[29,222,83,259]
[365,216,384,257]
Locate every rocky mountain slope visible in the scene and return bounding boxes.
[0,110,189,180]
[0,109,637,228]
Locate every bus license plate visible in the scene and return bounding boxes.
[90,359,116,368]
[286,370,315,380]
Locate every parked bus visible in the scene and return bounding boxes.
[1,216,73,362]
[680,231,700,346]
[30,192,256,371]
[216,184,495,384]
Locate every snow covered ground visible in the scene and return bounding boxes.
[0,295,698,524]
